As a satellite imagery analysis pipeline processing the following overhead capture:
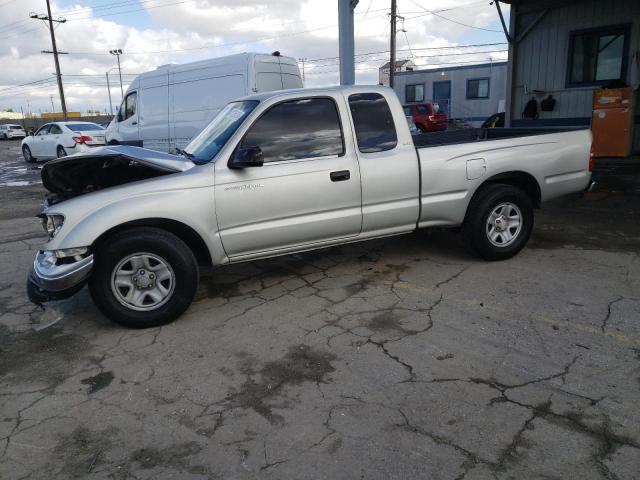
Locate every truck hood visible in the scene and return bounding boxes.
[42,145,195,203]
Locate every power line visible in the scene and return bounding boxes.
[305,42,508,63]
[407,0,503,33]
[64,14,390,55]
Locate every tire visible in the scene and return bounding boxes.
[462,184,533,261]
[56,145,67,158]
[22,145,35,163]
[416,123,427,133]
[89,227,199,328]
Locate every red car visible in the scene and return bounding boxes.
[403,103,448,132]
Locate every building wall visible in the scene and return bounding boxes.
[510,0,640,126]
[393,62,507,125]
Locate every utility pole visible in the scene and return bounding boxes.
[109,49,124,99]
[389,0,397,88]
[31,1,68,120]
[106,71,114,115]
[298,57,307,84]
[50,94,55,112]
[338,0,358,85]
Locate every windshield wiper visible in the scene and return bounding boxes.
[174,148,195,160]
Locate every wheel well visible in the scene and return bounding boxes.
[476,171,541,208]
[92,218,213,267]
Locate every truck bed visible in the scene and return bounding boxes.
[412,127,588,149]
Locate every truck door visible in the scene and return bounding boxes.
[215,95,362,259]
[346,92,420,234]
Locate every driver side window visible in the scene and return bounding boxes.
[238,97,344,164]
[36,125,51,136]
[119,92,137,121]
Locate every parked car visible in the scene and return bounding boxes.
[0,123,26,140]
[28,86,593,328]
[21,122,106,162]
[403,103,447,132]
[105,52,303,152]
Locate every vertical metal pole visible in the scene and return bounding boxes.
[106,72,114,115]
[116,54,124,98]
[50,95,55,112]
[389,0,397,88]
[45,0,67,120]
[338,0,357,85]
[504,2,517,127]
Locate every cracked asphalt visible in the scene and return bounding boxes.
[1,139,639,479]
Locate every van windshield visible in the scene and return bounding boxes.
[184,100,259,164]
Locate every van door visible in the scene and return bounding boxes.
[116,91,140,145]
[215,95,362,259]
[254,55,303,92]
[138,72,169,151]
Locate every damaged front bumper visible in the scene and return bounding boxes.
[27,251,94,304]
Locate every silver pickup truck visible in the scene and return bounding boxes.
[27,86,593,328]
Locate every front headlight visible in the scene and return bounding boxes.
[39,214,65,238]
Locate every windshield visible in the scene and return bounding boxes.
[66,123,104,131]
[184,100,259,163]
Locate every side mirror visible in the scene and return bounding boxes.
[228,146,264,169]
[28,131,34,136]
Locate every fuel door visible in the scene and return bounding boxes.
[466,158,486,180]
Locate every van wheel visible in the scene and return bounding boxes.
[89,227,199,328]
[463,184,533,261]
[22,145,35,163]
[56,146,67,158]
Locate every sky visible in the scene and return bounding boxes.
[0,0,510,115]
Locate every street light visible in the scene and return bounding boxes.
[109,49,124,99]
[105,67,119,116]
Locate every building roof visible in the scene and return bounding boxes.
[379,59,414,69]
[395,61,508,76]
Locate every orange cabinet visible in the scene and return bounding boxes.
[591,87,634,158]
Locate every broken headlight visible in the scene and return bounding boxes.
[40,214,65,238]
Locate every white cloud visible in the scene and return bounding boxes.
[0,0,508,113]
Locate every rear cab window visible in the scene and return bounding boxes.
[238,97,344,163]
[348,93,397,153]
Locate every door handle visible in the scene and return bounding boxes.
[131,121,138,125]
[330,170,350,182]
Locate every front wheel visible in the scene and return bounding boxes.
[462,184,533,261]
[89,227,199,328]
[22,145,35,163]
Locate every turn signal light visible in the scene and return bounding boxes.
[589,144,595,171]
[72,135,92,144]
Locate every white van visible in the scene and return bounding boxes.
[105,52,303,152]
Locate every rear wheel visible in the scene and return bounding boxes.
[89,227,199,328]
[22,145,35,163]
[56,146,67,158]
[462,184,533,261]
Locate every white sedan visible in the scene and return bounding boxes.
[21,121,106,162]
